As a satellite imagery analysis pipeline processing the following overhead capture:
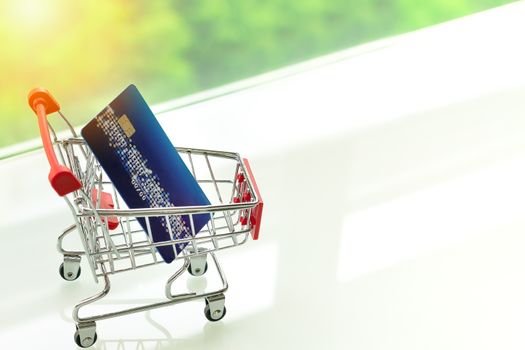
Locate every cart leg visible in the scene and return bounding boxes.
[59,255,81,281]
[71,266,110,347]
[73,265,111,324]
[74,321,97,348]
[166,252,228,300]
[204,293,226,321]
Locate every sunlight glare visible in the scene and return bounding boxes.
[3,0,58,31]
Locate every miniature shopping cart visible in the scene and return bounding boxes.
[28,88,263,348]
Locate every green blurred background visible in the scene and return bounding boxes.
[0,0,515,148]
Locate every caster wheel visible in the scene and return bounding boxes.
[74,330,97,348]
[59,262,81,281]
[204,304,226,321]
[187,261,208,276]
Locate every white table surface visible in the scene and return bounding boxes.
[2,2,525,349]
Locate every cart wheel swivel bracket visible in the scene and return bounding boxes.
[205,293,226,321]
[61,255,81,281]
[75,321,97,348]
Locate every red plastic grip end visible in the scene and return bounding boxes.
[91,189,119,230]
[28,88,60,115]
[242,192,252,202]
[49,165,82,196]
[240,216,248,225]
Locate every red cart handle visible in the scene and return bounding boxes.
[242,158,264,240]
[28,88,82,196]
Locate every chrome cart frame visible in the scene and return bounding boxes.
[28,88,263,348]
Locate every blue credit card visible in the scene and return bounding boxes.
[81,84,211,263]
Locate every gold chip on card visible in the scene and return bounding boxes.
[118,114,136,137]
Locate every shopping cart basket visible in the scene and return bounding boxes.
[28,88,264,348]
